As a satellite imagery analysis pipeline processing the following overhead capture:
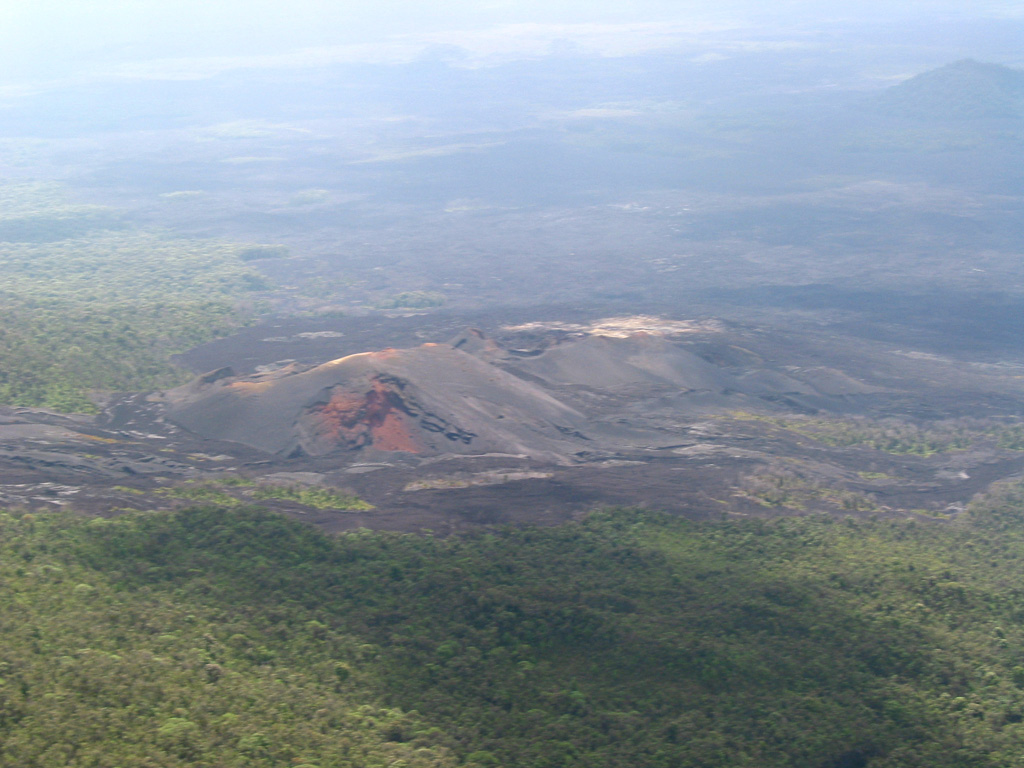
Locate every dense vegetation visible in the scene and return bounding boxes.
[0,183,271,412]
[375,291,446,310]
[742,469,882,512]
[6,483,1024,766]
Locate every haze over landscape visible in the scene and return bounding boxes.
[1,2,1024,766]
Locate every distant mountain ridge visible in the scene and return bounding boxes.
[876,59,1024,119]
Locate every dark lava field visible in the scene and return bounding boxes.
[4,303,1024,534]
[2,53,1023,532]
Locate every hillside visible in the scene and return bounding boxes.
[875,59,1024,120]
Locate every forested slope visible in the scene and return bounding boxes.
[0,183,271,412]
[5,484,1024,766]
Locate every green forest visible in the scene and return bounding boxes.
[0,183,269,412]
[6,481,1024,767]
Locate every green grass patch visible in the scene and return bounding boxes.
[154,484,242,507]
[251,485,374,511]
[111,485,145,495]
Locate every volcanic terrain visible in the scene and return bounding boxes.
[155,318,925,466]
[2,311,1024,533]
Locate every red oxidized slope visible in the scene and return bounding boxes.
[310,378,420,453]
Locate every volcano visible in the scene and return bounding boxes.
[160,343,589,461]
[157,322,891,463]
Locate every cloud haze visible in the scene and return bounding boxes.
[0,0,1017,87]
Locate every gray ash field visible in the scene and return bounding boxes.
[4,307,1024,533]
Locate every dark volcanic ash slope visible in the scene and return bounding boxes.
[159,343,589,461]
[454,326,883,417]
[497,332,733,392]
[158,323,916,464]
[11,316,1024,527]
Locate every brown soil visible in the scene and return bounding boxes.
[310,380,421,453]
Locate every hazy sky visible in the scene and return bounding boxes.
[0,0,1018,85]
